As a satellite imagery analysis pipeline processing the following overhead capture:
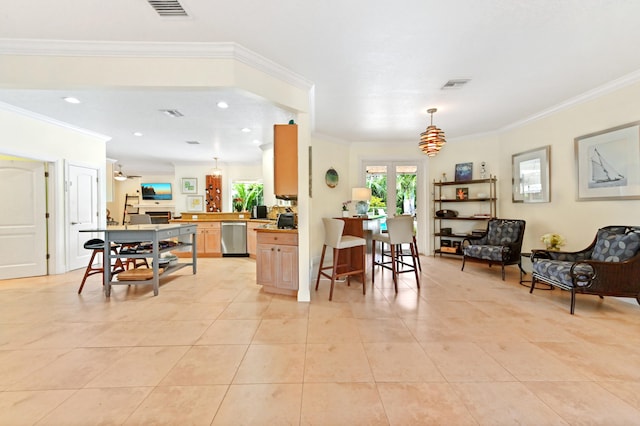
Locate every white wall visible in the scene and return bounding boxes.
[309,135,351,265]
[428,80,640,252]
[0,105,108,274]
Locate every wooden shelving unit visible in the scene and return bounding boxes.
[432,176,497,256]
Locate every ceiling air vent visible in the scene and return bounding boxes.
[159,109,184,118]
[441,79,471,90]
[147,0,188,17]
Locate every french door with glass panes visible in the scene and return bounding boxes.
[363,161,424,252]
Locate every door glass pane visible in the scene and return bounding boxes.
[366,165,387,215]
[396,165,417,216]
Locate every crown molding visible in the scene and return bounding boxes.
[0,39,314,92]
[0,100,111,141]
[500,69,640,133]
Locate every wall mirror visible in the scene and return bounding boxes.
[512,145,550,203]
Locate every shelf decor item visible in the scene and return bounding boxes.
[574,120,640,201]
[456,187,469,200]
[454,162,473,181]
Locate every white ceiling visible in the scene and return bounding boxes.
[2,0,640,175]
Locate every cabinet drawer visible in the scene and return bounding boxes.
[196,222,221,230]
[257,232,298,246]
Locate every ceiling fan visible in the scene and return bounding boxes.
[113,164,141,181]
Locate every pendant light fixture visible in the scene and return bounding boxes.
[419,108,446,157]
[212,157,222,176]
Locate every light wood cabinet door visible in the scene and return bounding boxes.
[274,124,298,197]
[196,222,221,257]
[256,244,277,287]
[276,244,299,290]
[256,231,298,294]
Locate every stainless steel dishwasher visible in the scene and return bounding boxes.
[221,221,248,257]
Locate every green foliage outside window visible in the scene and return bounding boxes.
[231,182,264,212]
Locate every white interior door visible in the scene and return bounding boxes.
[68,164,99,271]
[0,160,47,279]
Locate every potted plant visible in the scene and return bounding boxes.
[342,201,350,217]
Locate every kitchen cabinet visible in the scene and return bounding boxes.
[274,123,298,199]
[246,221,261,258]
[197,222,221,257]
[432,176,497,256]
[256,230,298,295]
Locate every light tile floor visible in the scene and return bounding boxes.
[1,255,640,425]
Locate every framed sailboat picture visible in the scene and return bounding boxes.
[575,121,640,200]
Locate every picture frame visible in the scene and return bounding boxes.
[181,177,197,194]
[455,187,469,200]
[454,162,473,181]
[186,195,204,212]
[575,121,640,201]
[512,145,550,203]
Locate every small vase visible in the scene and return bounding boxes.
[342,210,349,217]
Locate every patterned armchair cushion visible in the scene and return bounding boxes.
[463,245,508,262]
[591,228,640,262]
[532,259,594,289]
[487,221,522,246]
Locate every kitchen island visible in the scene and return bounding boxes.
[85,223,197,297]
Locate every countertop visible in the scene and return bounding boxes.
[256,224,298,234]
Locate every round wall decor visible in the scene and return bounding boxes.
[325,168,339,188]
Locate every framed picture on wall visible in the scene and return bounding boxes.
[512,145,550,203]
[575,121,640,200]
[186,195,204,212]
[181,177,197,194]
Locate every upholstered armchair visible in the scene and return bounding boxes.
[461,218,526,280]
[531,226,640,314]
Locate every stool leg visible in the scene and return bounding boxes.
[371,239,377,285]
[78,249,100,294]
[361,243,366,294]
[390,244,398,293]
[413,236,422,271]
[329,248,340,301]
[315,245,327,291]
[409,242,420,288]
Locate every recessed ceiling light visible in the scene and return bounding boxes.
[186,141,200,145]
[63,97,81,104]
[252,139,261,145]
[241,128,251,133]
[133,132,143,137]
[217,101,228,109]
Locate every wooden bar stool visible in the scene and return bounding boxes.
[371,216,420,293]
[78,239,125,294]
[315,218,366,301]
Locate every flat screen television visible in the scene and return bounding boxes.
[141,183,172,201]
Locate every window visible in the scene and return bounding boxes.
[231,181,264,212]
